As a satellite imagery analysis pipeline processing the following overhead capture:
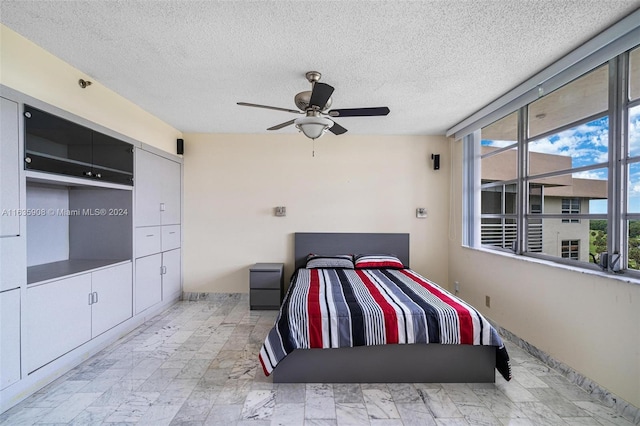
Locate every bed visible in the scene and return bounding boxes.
[259,232,511,383]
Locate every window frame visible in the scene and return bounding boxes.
[466,46,640,276]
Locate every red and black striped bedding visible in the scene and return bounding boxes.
[259,267,512,381]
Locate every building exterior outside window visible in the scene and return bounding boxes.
[469,44,640,272]
[562,198,580,223]
[562,240,580,259]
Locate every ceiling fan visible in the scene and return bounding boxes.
[237,71,390,140]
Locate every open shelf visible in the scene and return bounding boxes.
[26,170,133,190]
[27,259,130,285]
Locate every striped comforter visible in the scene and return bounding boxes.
[259,268,511,380]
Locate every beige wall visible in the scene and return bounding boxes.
[0,25,181,152]
[449,139,640,408]
[6,19,638,411]
[182,133,450,293]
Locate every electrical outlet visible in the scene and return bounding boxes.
[454,281,460,294]
[485,295,491,308]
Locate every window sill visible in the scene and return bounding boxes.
[461,245,640,286]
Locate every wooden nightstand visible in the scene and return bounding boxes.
[249,263,284,310]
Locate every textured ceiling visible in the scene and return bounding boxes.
[1,1,639,136]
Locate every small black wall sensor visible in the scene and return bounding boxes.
[431,154,440,170]
[177,138,184,155]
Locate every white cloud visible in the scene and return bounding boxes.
[482,139,514,148]
[529,118,608,167]
[573,170,607,180]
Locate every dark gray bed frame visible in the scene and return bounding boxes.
[271,232,496,383]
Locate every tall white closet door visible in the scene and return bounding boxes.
[135,149,162,227]
[0,97,20,238]
[160,159,181,225]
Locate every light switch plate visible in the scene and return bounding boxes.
[275,206,286,217]
[416,208,427,218]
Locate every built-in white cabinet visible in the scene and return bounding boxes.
[0,289,21,390]
[162,249,181,301]
[25,274,92,373]
[0,86,183,413]
[0,97,25,293]
[134,147,182,315]
[135,249,181,314]
[135,254,162,314]
[91,262,133,337]
[0,97,21,238]
[25,262,132,373]
[135,149,181,227]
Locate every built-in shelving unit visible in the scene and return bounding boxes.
[0,83,183,415]
[26,179,133,285]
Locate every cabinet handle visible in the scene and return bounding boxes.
[146,234,155,237]
[169,232,176,235]
[93,292,99,304]
[161,265,167,275]
[95,173,102,179]
[84,171,93,177]
[160,203,166,212]
[88,293,93,305]
[25,157,32,164]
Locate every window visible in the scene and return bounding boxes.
[467,45,640,274]
[562,198,580,223]
[480,112,518,250]
[561,240,580,260]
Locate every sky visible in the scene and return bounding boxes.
[482,104,640,215]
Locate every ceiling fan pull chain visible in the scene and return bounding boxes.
[312,139,315,157]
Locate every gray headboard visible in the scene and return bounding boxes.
[294,232,410,270]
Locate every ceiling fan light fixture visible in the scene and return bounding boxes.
[294,116,333,140]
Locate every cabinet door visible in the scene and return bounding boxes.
[160,159,181,225]
[0,233,25,292]
[162,249,181,301]
[135,254,162,314]
[0,97,20,237]
[25,275,92,373]
[91,263,133,337]
[92,132,133,186]
[135,149,162,227]
[24,104,93,180]
[0,288,21,390]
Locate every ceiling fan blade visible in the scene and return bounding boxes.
[237,102,301,114]
[267,119,296,131]
[329,121,347,135]
[328,107,390,117]
[309,82,334,110]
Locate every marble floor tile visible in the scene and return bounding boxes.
[240,389,276,420]
[333,383,364,404]
[306,396,337,420]
[2,297,637,426]
[269,402,304,426]
[395,402,437,425]
[418,387,463,419]
[363,388,401,420]
[336,402,370,425]
[275,383,306,404]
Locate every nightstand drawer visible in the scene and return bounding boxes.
[250,271,281,289]
[249,262,284,310]
[250,289,281,309]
